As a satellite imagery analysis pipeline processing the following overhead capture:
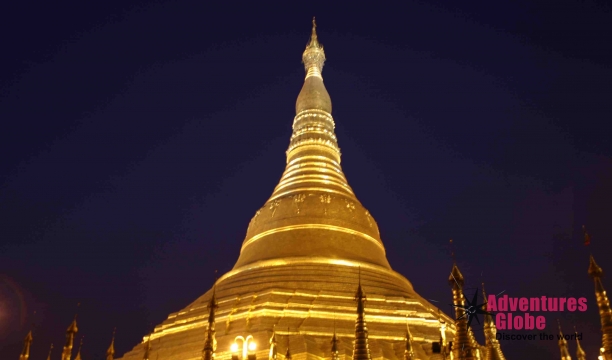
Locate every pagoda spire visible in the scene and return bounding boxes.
[46,344,54,360]
[61,313,79,360]
[143,334,152,360]
[448,263,481,360]
[481,283,505,360]
[285,331,292,360]
[588,255,612,358]
[331,318,340,360]
[18,330,33,360]
[107,328,116,360]
[74,336,84,360]
[269,327,278,360]
[404,320,415,360]
[438,310,448,360]
[233,18,391,274]
[202,284,218,360]
[557,320,572,360]
[303,17,325,79]
[574,326,586,360]
[352,268,372,360]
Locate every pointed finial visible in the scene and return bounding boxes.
[449,239,456,264]
[46,344,54,360]
[107,328,116,360]
[331,316,339,358]
[306,17,320,49]
[74,336,84,360]
[143,333,152,360]
[589,254,604,278]
[301,17,326,79]
[285,327,292,360]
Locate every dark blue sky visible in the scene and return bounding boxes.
[1,1,611,359]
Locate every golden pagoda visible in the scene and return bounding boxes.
[481,284,505,360]
[107,329,116,360]
[118,18,454,360]
[574,326,586,360]
[557,321,572,360]
[62,316,78,360]
[18,330,33,360]
[448,264,481,360]
[588,255,612,359]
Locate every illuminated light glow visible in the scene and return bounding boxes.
[268,187,351,201]
[287,155,340,168]
[286,146,341,165]
[240,225,385,252]
[153,292,455,337]
[284,167,343,176]
[218,257,411,289]
[294,109,334,124]
[277,170,348,183]
[274,176,352,192]
[286,138,340,154]
[283,165,344,178]
[281,166,347,179]
[230,343,239,352]
[305,65,322,78]
[248,342,256,351]
[272,178,354,194]
[146,314,449,343]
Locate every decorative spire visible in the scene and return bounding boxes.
[19,330,33,360]
[107,328,116,360]
[285,330,292,360]
[46,344,54,360]
[233,17,391,274]
[143,334,152,360]
[352,268,372,360]
[202,285,218,360]
[74,336,84,360]
[62,313,79,360]
[482,283,506,360]
[557,320,572,360]
[404,320,414,360]
[331,318,340,360]
[448,263,481,360]
[588,255,612,359]
[574,326,586,360]
[302,17,325,79]
[438,310,448,360]
[269,327,278,360]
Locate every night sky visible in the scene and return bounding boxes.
[1,1,612,359]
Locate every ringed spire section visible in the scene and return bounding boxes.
[234,19,389,270]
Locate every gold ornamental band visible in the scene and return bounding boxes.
[268,187,356,202]
[240,224,384,253]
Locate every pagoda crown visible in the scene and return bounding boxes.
[232,19,391,271]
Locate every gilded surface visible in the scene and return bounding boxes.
[481,285,505,360]
[589,255,612,359]
[448,264,481,360]
[118,20,455,360]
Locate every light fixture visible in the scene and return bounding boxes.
[248,341,257,351]
[231,343,239,353]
